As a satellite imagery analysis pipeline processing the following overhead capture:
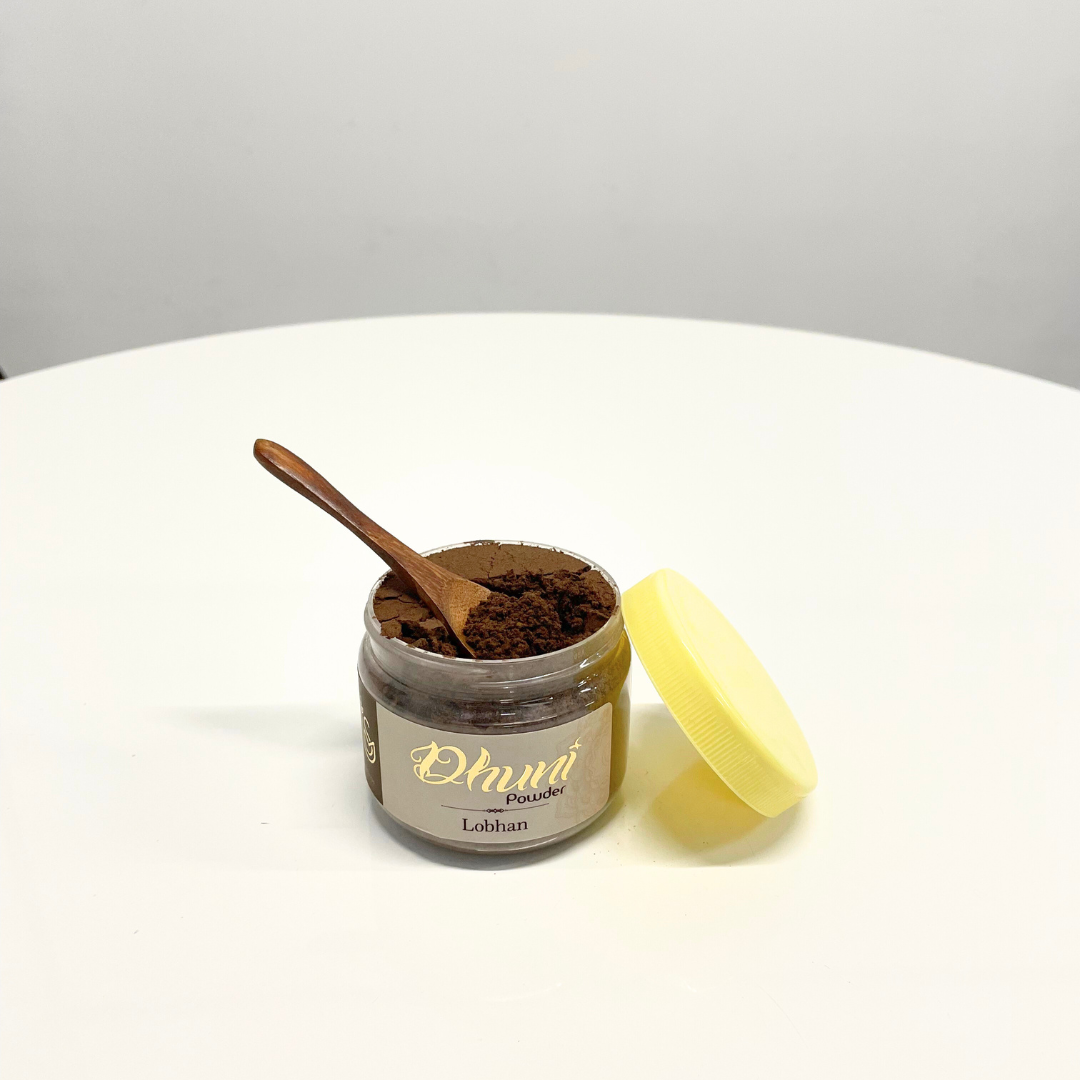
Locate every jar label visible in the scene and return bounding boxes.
[364,701,613,845]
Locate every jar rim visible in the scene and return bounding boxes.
[362,539,623,683]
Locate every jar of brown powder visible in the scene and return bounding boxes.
[358,542,631,854]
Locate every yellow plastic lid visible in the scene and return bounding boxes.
[622,569,817,817]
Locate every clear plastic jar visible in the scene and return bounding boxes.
[358,543,631,853]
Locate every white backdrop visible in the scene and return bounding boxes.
[3,1,1078,386]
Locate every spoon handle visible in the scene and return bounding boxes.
[252,438,456,604]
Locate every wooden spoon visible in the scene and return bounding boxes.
[253,439,491,657]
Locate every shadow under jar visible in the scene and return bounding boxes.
[358,542,631,854]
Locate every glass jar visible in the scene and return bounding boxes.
[357,543,631,853]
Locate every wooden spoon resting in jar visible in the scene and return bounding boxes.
[253,439,491,658]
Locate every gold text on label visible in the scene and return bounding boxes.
[409,741,580,791]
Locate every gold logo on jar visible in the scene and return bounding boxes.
[409,739,580,791]
[362,714,376,764]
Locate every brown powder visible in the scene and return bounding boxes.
[372,542,616,660]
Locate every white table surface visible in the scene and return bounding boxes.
[2,314,1078,1078]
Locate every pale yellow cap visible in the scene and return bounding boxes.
[622,569,817,817]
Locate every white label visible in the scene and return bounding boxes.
[374,702,613,844]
